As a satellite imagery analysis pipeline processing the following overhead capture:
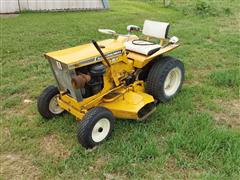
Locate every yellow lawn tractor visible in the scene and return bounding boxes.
[37,20,185,148]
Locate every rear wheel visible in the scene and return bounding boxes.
[77,106,115,149]
[146,56,184,102]
[37,85,64,119]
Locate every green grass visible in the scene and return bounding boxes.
[210,68,240,87]
[1,0,240,179]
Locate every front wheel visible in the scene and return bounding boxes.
[37,85,65,119]
[146,56,185,102]
[77,107,115,149]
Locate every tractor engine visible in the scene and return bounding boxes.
[46,39,130,103]
[71,63,106,98]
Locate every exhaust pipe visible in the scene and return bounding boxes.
[71,73,91,89]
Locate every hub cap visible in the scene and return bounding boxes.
[164,67,182,97]
[49,95,64,114]
[91,118,111,143]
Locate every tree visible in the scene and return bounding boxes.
[163,0,171,7]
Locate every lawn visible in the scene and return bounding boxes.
[0,0,239,179]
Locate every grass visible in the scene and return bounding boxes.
[210,68,240,87]
[1,0,240,179]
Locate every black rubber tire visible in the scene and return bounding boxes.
[37,85,64,119]
[77,106,115,149]
[146,56,184,103]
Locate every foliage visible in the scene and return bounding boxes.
[176,0,233,17]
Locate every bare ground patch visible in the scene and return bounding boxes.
[87,156,128,180]
[141,152,204,179]
[89,156,107,171]
[185,68,212,86]
[0,14,19,18]
[162,157,204,179]
[40,134,70,159]
[0,127,11,145]
[0,153,41,180]
[184,79,201,86]
[213,99,240,128]
[196,97,240,129]
[103,172,128,180]
[1,93,35,117]
[218,16,240,34]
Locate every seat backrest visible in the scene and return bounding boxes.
[142,20,170,39]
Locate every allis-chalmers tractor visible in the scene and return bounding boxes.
[37,20,185,148]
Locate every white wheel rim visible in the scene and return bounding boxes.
[49,95,64,114]
[91,118,111,143]
[164,67,182,97]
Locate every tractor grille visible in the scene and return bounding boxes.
[48,59,83,101]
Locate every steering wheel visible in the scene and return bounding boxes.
[98,29,116,35]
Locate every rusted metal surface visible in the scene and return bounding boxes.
[71,74,91,89]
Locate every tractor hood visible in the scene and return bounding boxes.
[45,39,124,69]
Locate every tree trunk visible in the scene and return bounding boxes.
[163,0,171,7]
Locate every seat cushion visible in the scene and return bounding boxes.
[125,40,161,56]
[143,20,170,39]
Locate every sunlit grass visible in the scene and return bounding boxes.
[1,0,239,179]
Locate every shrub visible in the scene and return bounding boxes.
[180,0,232,17]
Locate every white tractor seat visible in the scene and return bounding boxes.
[125,20,170,56]
[125,40,161,56]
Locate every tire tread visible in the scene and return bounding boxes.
[77,106,115,149]
[37,85,63,119]
[146,56,184,102]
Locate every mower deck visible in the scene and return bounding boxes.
[57,81,155,120]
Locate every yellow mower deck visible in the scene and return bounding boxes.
[57,81,155,120]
